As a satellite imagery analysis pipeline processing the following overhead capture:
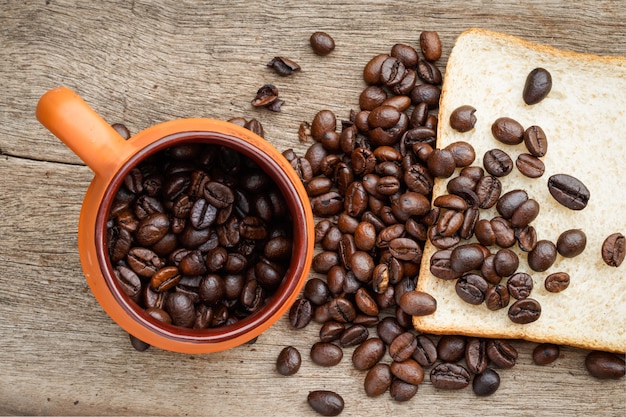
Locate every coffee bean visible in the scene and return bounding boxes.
[584,351,625,380]
[449,105,477,132]
[483,149,513,177]
[493,249,519,277]
[399,290,437,316]
[486,339,518,368]
[496,189,528,219]
[151,266,182,293]
[114,265,142,299]
[532,343,560,366]
[129,334,150,351]
[390,358,425,385]
[445,141,476,167]
[485,284,510,310]
[430,363,471,390]
[319,321,345,343]
[523,67,552,105]
[307,390,344,416]
[547,174,590,210]
[267,56,301,76]
[490,217,516,248]
[491,117,524,145]
[310,32,335,56]
[450,244,485,273]
[380,56,406,87]
[339,324,369,347]
[556,229,587,258]
[352,337,386,370]
[412,335,438,368]
[472,368,500,396]
[164,292,196,328]
[328,297,357,323]
[523,125,548,157]
[310,342,343,367]
[427,148,456,178]
[409,84,440,108]
[419,31,442,61]
[287,297,313,329]
[276,346,301,376]
[515,225,537,252]
[508,298,541,324]
[465,338,489,374]
[364,363,392,397]
[377,317,405,346]
[528,240,557,272]
[507,272,533,299]
[480,255,500,285]
[417,59,442,85]
[389,332,418,362]
[476,175,502,209]
[544,272,570,293]
[456,273,488,305]
[516,153,545,178]
[601,232,625,267]
[437,335,467,362]
[389,378,419,402]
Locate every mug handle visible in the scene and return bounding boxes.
[36,87,130,179]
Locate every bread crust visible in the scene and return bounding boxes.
[414,28,626,353]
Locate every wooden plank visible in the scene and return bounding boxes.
[0,0,624,415]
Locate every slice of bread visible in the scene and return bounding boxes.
[414,28,626,353]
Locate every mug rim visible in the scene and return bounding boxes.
[93,128,311,347]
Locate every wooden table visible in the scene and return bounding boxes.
[1,1,624,415]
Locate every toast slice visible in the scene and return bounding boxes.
[414,28,626,353]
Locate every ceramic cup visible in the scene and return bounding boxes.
[36,87,315,353]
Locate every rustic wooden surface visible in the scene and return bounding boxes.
[1,0,624,415]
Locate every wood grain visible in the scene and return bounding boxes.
[0,0,624,415]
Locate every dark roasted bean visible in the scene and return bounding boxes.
[523,67,552,105]
[472,368,500,396]
[276,346,302,376]
[430,363,471,390]
[307,390,344,416]
[532,343,560,366]
[508,298,541,324]
[449,105,477,132]
[491,117,524,145]
[585,351,625,380]
[601,233,625,267]
[547,174,590,210]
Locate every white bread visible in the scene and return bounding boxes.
[414,28,626,353]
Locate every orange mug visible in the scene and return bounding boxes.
[36,87,315,353]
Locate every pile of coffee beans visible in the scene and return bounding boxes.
[106,127,294,334]
[274,30,624,412]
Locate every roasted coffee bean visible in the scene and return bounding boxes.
[449,105,476,132]
[411,335,438,368]
[377,317,405,346]
[435,210,464,237]
[310,342,343,367]
[515,225,537,252]
[493,248,519,277]
[267,56,301,76]
[389,378,418,402]
[268,345,302,379]
[486,339,518,368]
[485,284,510,310]
[399,290,437,316]
[127,247,165,278]
[364,363,393,397]
[523,125,548,157]
[450,244,485,273]
[312,251,340,273]
[417,59,442,84]
[528,240,557,272]
[507,272,533,299]
[392,69,417,95]
[556,229,587,258]
[584,351,625,380]
[465,338,489,374]
[544,272,570,293]
[480,255,500,285]
[310,31,335,56]
[307,390,344,416]
[490,217,516,248]
[151,266,182,293]
[547,174,590,210]
[114,265,142,299]
[404,163,434,195]
[198,274,225,304]
[476,175,502,209]
[430,363,471,390]
[339,324,369,347]
[319,321,345,343]
[409,83,440,108]
[510,198,540,228]
[352,337,386,370]
[419,30,442,61]
[472,368,500,396]
[363,54,389,84]
[390,359,425,385]
[350,250,375,282]
[523,67,552,105]
[136,213,170,246]
[304,277,330,306]
[289,298,313,329]
[359,85,388,111]
[427,149,456,178]
[456,273,488,305]
[328,297,357,323]
[532,343,560,366]
[474,219,496,247]
[380,56,406,87]
[251,84,280,108]
[516,153,545,178]
[491,117,524,145]
[241,279,265,313]
[129,334,150,351]
[483,149,513,177]
[164,292,195,328]
[508,298,541,324]
[389,332,418,362]
[355,287,379,316]
[390,43,419,68]
[601,232,625,267]
[437,335,467,362]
